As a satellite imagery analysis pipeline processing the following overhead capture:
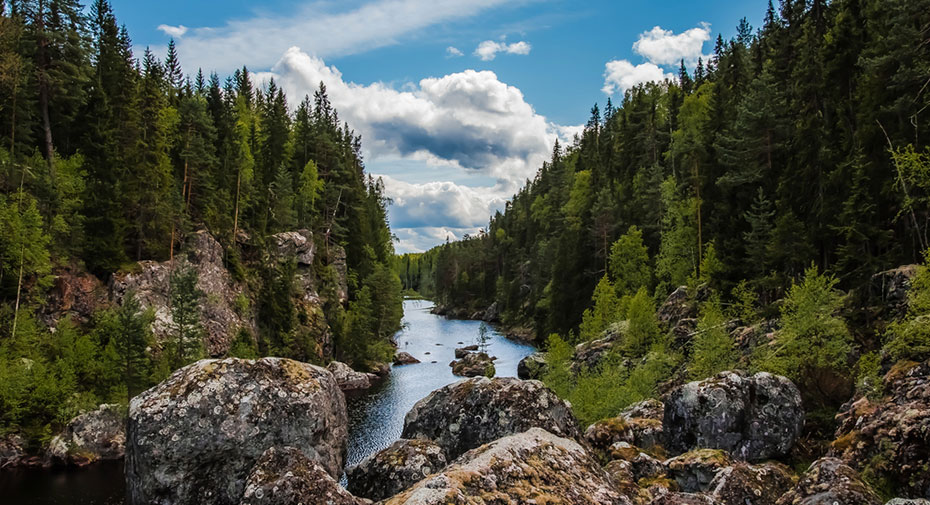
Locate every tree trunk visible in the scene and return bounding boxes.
[11,242,24,339]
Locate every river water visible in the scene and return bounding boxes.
[0,299,535,504]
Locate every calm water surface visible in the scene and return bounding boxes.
[0,299,535,504]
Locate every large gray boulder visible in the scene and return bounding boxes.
[239,446,362,505]
[401,377,579,460]
[775,457,881,505]
[517,352,549,379]
[126,358,348,505]
[47,403,125,465]
[449,351,495,377]
[346,439,447,501]
[663,371,803,461]
[327,361,377,391]
[383,428,630,505]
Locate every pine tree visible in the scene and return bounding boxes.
[168,263,204,368]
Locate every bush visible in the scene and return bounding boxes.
[689,297,737,380]
[883,250,930,362]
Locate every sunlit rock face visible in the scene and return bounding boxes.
[401,377,579,461]
[125,357,347,505]
[383,428,631,505]
[47,403,125,466]
[663,370,804,462]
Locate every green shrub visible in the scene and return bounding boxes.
[689,297,737,380]
[883,250,930,361]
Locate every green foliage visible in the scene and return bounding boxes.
[656,178,698,295]
[729,280,758,324]
[623,287,660,358]
[578,275,621,342]
[476,322,491,353]
[228,328,259,359]
[689,297,737,380]
[168,263,205,369]
[609,225,652,297]
[855,351,883,401]
[883,250,930,362]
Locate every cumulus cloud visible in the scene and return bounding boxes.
[166,0,516,74]
[393,226,483,253]
[633,23,711,66]
[379,176,508,229]
[474,40,532,61]
[446,46,464,58]
[601,60,674,95]
[157,24,188,38]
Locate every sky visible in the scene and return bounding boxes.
[113,0,764,253]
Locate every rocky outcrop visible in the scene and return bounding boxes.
[453,345,478,359]
[346,439,447,501]
[401,377,579,460]
[886,500,930,505]
[0,434,28,469]
[483,301,500,322]
[517,352,548,379]
[869,265,919,320]
[666,449,732,492]
[663,371,804,461]
[621,399,665,421]
[708,462,795,505]
[239,446,362,505]
[775,457,881,505]
[126,358,347,505]
[47,404,125,465]
[571,323,628,374]
[658,286,694,324]
[331,244,349,304]
[831,359,930,497]
[449,351,496,377]
[327,361,377,391]
[383,428,631,505]
[393,351,420,365]
[649,493,717,505]
[111,230,253,356]
[41,265,109,326]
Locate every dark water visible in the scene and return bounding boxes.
[0,299,535,504]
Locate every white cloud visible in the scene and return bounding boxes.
[168,0,518,74]
[157,24,188,38]
[474,40,532,61]
[632,23,711,66]
[393,226,483,253]
[601,60,674,95]
[446,46,464,58]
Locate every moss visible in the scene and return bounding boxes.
[884,359,919,385]
[831,430,860,452]
[637,475,678,490]
[670,448,731,467]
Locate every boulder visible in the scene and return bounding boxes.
[621,399,665,421]
[47,403,125,465]
[110,230,253,356]
[585,418,634,459]
[383,428,631,505]
[239,446,362,505]
[663,371,804,461]
[708,462,795,505]
[658,286,694,324]
[775,457,881,505]
[0,434,27,469]
[449,352,496,377]
[454,345,478,359]
[869,265,919,319]
[483,301,500,323]
[571,323,627,374]
[620,400,665,451]
[327,361,377,391]
[345,439,447,501]
[126,358,347,505]
[831,359,930,497]
[886,500,930,505]
[666,449,732,492]
[517,352,549,380]
[649,493,716,505]
[269,230,315,266]
[401,377,579,460]
[393,352,420,365]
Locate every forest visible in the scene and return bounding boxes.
[0,0,402,446]
[397,0,930,433]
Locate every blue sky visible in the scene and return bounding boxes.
[113,0,764,253]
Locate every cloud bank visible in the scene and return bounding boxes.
[474,40,532,61]
[603,22,711,95]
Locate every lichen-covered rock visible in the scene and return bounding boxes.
[327,361,377,391]
[517,352,549,380]
[708,461,795,505]
[776,458,881,505]
[239,446,362,505]
[831,359,930,497]
[666,449,732,492]
[658,286,694,324]
[126,358,347,505]
[0,434,28,469]
[346,439,447,501]
[41,265,109,326]
[886,500,930,505]
[664,371,803,461]
[47,404,125,465]
[615,401,666,451]
[648,493,716,505]
[111,230,253,356]
[383,428,631,505]
[621,399,665,421]
[401,377,579,460]
[869,265,919,320]
[454,345,478,359]
[585,418,634,459]
[393,351,420,365]
[269,230,315,266]
[449,352,496,377]
[571,324,627,374]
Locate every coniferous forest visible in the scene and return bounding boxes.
[398,0,930,461]
[0,0,401,445]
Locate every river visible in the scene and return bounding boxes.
[0,299,535,504]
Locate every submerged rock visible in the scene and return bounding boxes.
[346,439,447,501]
[239,446,362,505]
[449,351,496,377]
[832,359,930,497]
[663,371,803,461]
[401,377,579,460]
[393,351,420,365]
[327,361,377,391]
[517,351,549,380]
[47,403,125,466]
[126,357,347,505]
[383,428,630,505]
[775,457,881,505]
